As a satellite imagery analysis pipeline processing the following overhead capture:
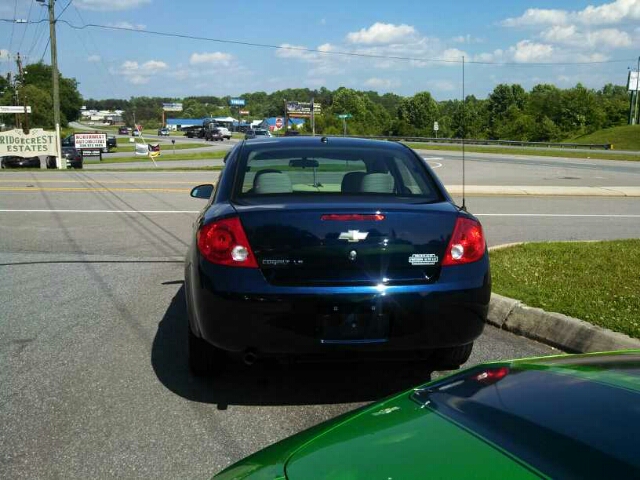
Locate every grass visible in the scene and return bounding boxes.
[490,240,640,339]
[113,141,206,152]
[403,142,640,161]
[566,125,640,151]
[86,150,227,164]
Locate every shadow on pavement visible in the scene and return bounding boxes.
[151,286,433,408]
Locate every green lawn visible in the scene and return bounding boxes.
[403,142,640,161]
[566,125,640,151]
[113,141,206,152]
[490,240,640,338]
[86,150,227,164]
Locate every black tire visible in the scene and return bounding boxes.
[188,326,225,376]
[430,343,474,370]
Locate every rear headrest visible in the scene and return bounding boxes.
[360,173,395,193]
[341,171,366,193]
[253,170,293,194]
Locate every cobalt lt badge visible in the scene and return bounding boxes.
[349,250,357,261]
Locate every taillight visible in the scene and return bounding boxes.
[442,216,486,266]
[197,217,258,268]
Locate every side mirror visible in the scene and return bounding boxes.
[190,184,214,199]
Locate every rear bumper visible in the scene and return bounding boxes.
[187,253,490,356]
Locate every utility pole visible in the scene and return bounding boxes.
[635,56,640,125]
[16,53,29,133]
[47,0,64,168]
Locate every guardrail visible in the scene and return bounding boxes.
[350,135,613,150]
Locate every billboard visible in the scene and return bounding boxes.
[74,133,107,149]
[162,103,183,112]
[285,101,321,118]
[230,98,246,106]
[0,128,57,157]
[628,71,639,92]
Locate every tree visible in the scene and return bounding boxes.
[397,92,439,133]
[22,62,83,126]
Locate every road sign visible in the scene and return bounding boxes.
[337,114,352,119]
[0,128,57,156]
[74,133,107,149]
[0,106,32,114]
[628,71,639,92]
[285,101,321,118]
[434,121,439,131]
[162,103,183,112]
[275,117,284,129]
[230,98,245,106]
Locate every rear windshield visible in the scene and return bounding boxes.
[234,144,442,202]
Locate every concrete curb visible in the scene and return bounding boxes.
[488,293,640,353]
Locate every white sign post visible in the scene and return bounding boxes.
[434,121,439,139]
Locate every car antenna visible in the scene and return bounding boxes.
[461,55,467,212]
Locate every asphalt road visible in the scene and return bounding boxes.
[1,169,638,479]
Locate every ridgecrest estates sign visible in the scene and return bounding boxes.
[0,128,59,157]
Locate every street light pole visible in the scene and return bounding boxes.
[635,56,640,125]
[47,0,64,168]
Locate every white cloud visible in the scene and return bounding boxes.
[319,18,326,25]
[346,22,417,45]
[363,77,400,89]
[189,52,234,66]
[452,34,484,44]
[440,48,467,62]
[503,0,640,27]
[0,49,10,62]
[275,44,316,60]
[510,40,554,63]
[427,80,456,92]
[541,26,632,48]
[502,8,569,27]
[75,0,151,11]
[108,21,146,30]
[87,54,101,62]
[113,59,167,85]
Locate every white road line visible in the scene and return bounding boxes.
[476,213,640,218]
[0,209,200,214]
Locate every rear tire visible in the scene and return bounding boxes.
[188,327,225,376]
[430,343,474,370]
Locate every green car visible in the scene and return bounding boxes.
[215,350,640,479]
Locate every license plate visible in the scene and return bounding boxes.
[318,312,390,343]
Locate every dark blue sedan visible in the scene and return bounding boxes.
[185,137,490,375]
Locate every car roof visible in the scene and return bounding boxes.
[240,135,410,152]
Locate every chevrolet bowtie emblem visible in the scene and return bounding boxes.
[339,230,369,243]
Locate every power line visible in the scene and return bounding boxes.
[7,0,18,56]
[1,17,638,67]
[56,0,73,21]
[16,0,34,54]
[40,37,51,63]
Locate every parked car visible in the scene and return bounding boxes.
[118,126,131,135]
[214,350,640,479]
[157,128,170,136]
[46,147,83,169]
[104,135,117,153]
[185,137,490,375]
[205,127,224,141]
[244,128,272,139]
[0,155,40,168]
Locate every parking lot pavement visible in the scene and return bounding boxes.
[0,170,638,478]
[0,252,557,479]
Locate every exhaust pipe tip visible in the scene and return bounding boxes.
[243,351,258,366]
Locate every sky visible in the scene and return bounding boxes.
[1,0,639,100]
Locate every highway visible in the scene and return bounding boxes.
[0,165,638,478]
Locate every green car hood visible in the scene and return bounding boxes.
[284,394,542,480]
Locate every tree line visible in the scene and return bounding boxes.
[1,62,632,141]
